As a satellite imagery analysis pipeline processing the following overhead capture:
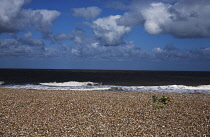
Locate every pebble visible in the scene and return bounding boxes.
[0,88,209,136]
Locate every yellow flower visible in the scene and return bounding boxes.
[163,96,168,99]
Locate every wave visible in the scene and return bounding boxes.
[0,84,111,91]
[0,81,210,94]
[184,85,210,90]
[40,81,100,87]
[0,81,4,85]
[0,81,110,91]
[112,85,210,94]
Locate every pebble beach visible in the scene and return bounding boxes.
[0,88,210,136]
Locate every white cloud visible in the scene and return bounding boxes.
[153,47,163,53]
[0,0,25,23]
[152,45,210,61]
[0,39,44,57]
[0,31,46,57]
[0,0,60,33]
[142,3,172,35]
[31,9,60,32]
[65,43,210,61]
[19,32,45,47]
[117,0,210,38]
[0,0,26,33]
[69,42,144,59]
[18,9,60,33]
[117,12,144,27]
[1,33,209,61]
[23,32,32,38]
[91,42,99,48]
[141,1,210,37]
[92,15,131,46]
[44,33,71,43]
[72,6,102,20]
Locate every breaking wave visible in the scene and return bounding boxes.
[0,81,210,94]
[40,81,100,87]
[112,85,210,94]
[0,81,4,85]
[184,85,210,90]
[0,84,111,91]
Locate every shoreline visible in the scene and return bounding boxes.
[1,84,210,94]
[1,88,209,136]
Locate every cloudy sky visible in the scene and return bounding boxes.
[0,0,210,70]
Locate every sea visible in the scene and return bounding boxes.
[0,69,210,94]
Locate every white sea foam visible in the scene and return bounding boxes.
[0,82,210,94]
[0,81,110,91]
[184,85,210,90]
[0,81,4,85]
[40,81,100,87]
[111,85,210,94]
[1,84,111,91]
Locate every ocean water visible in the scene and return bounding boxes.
[0,69,210,94]
[0,81,210,94]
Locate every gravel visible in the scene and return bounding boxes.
[0,88,209,136]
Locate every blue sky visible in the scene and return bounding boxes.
[0,0,210,71]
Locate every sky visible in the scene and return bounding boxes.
[0,0,210,71]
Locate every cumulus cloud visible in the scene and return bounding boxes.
[141,3,171,35]
[44,28,94,46]
[0,0,26,23]
[0,39,44,56]
[18,32,45,47]
[0,0,26,33]
[153,45,210,61]
[21,9,61,33]
[117,12,144,27]
[44,33,72,43]
[69,42,146,60]
[0,0,60,33]
[92,15,131,46]
[142,1,210,37]
[72,6,102,20]
[189,47,210,60]
[65,43,210,62]
[1,32,209,62]
[153,45,188,60]
[0,32,45,56]
[117,0,210,38]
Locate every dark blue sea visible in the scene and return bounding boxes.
[0,69,210,93]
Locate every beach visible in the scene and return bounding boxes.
[0,88,209,136]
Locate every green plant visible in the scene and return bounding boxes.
[153,105,165,109]
[152,95,172,109]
